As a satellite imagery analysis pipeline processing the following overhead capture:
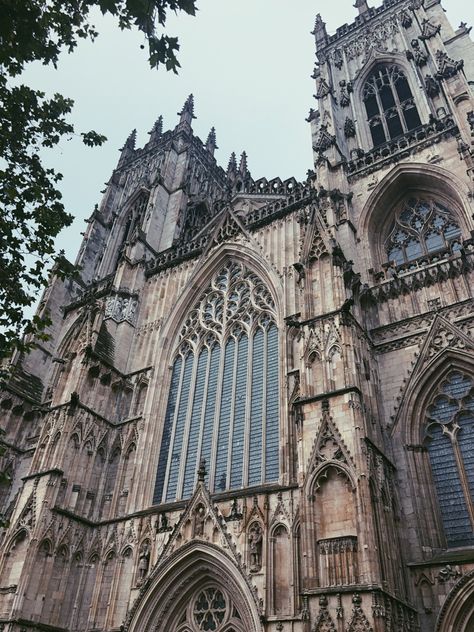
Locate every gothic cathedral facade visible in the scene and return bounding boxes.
[1,1,474,630]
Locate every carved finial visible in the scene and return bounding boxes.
[227,151,237,177]
[120,129,137,153]
[312,13,328,48]
[177,94,196,124]
[148,116,163,144]
[238,151,248,175]
[205,126,218,154]
[197,458,207,483]
[354,0,370,14]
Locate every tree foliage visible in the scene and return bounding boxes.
[0,0,197,361]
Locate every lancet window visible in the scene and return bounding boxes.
[363,65,421,147]
[385,198,462,266]
[153,262,279,503]
[424,371,474,547]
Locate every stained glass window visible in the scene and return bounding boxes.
[385,198,462,265]
[425,371,474,547]
[153,263,279,503]
[363,65,421,147]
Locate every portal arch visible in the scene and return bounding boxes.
[125,542,262,632]
[436,569,474,631]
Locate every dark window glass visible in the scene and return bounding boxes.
[385,198,462,265]
[395,76,412,102]
[404,104,422,130]
[380,84,396,109]
[387,112,404,139]
[363,65,421,146]
[365,94,380,119]
[370,122,386,147]
[425,372,474,547]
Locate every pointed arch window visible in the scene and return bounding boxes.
[424,371,474,547]
[153,262,280,503]
[385,197,462,266]
[363,65,421,147]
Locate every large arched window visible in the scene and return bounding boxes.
[424,371,474,548]
[363,65,421,147]
[153,262,279,503]
[385,197,462,265]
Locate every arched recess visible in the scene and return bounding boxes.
[269,523,292,616]
[125,542,262,632]
[436,569,474,632]
[0,529,29,587]
[99,186,150,276]
[352,51,430,149]
[145,243,286,506]
[358,163,473,272]
[307,463,359,588]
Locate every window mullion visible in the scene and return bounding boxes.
[209,338,225,492]
[261,327,268,485]
[390,75,407,133]
[176,350,199,499]
[162,356,186,502]
[243,330,254,487]
[451,434,474,529]
[194,345,212,491]
[226,335,239,488]
[375,90,389,142]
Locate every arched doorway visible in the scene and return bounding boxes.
[436,570,474,631]
[125,542,262,632]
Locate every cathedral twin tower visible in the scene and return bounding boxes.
[1,1,474,630]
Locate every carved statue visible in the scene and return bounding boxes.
[248,523,263,572]
[137,542,150,581]
[194,504,206,537]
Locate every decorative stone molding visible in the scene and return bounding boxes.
[406,39,428,66]
[435,50,464,79]
[344,117,356,139]
[315,78,332,100]
[105,292,139,325]
[346,116,459,180]
[339,80,353,108]
[419,18,441,40]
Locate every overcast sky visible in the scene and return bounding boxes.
[23,0,473,262]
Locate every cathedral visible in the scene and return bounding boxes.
[1,0,474,630]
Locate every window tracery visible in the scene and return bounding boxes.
[174,585,244,632]
[424,371,474,547]
[153,262,279,504]
[385,198,462,266]
[363,65,421,147]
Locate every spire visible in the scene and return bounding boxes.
[148,115,163,144]
[177,94,196,125]
[227,152,237,178]
[238,151,248,176]
[205,127,217,155]
[354,0,370,15]
[118,129,136,167]
[312,13,328,49]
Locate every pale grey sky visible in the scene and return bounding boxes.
[22,0,473,263]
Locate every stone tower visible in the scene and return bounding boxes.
[1,1,474,631]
